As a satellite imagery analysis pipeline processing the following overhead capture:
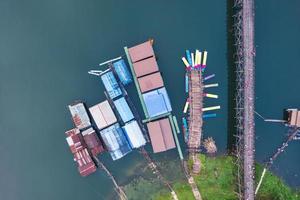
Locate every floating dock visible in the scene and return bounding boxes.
[124,41,183,160]
[285,108,300,127]
[65,128,98,177]
[68,102,92,130]
[181,49,221,176]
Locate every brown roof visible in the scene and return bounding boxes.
[89,101,117,130]
[133,57,159,78]
[147,118,176,153]
[128,41,154,63]
[74,148,97,177]
[297,111,300,127]
[290,110,297,126]
[82,128,105,156]
[65,128,86,154]
[138,72,164,93]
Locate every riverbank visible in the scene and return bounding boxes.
[125,154,300,200]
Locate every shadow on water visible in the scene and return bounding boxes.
[226,0,237,153]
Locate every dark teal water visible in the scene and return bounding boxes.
[255,0,300,188]
[0,1,298,200]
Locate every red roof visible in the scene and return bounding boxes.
[138,72,164,93]
[147,118,176,153]
[133,56,159,78]
[65,128,86,154]
[82,128,105,156]
[128,41,154,63]
[74,148,97,177]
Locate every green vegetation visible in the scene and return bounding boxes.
[255,164,300,200]
[153,154,300,200]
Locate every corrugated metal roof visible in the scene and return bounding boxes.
[65,128,85,154]
[147,118,176,153]
[290,110,297,126]
[68,103,91,130]
[138,72,164,93]
[74,148,97,177]
[113,97,134,123]
[89,100,117,130]
[82,127,105,156]
[113,59,132,85]
[128,41,154,63]
[297,111,300,127]
[123,120,146,148]
[143,87,172,118]
[133,57,159,78]
[101,71,122,99]
[100,123,132,160]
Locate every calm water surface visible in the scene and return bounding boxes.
[0,1,299,200]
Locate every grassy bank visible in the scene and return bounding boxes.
[153,154,299,200]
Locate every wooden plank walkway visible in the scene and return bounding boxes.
[188,70,203,152]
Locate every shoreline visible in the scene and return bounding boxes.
[124,154,300,200]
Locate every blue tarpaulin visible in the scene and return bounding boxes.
[101,71,122,99]
[99,123,132,160]
[113,97,134,123]
[113,59,132,85]
[143,87,172,118]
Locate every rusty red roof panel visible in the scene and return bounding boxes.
[74,148,97,177]
[147,121,166,153]
[65,128,86,154]
[159,118,176,150]
[128,41,154,63]
[133,57,159,78]
[147,118,175,153]
[138,72,164,93]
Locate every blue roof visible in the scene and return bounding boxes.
[122,120,146,148]
[99,123,132,160]
[113,59,132,85]
[113,97,134,123]
[101,71,122,99]
[143,87,172,118]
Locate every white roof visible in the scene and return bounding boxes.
[81,127,94,136]
[66,136,74,146]
[123,120,146,148]
[89,101,117,130]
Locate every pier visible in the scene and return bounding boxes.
[233,0,255,199]
[187,69,203,173]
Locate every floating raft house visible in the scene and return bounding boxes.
[68,102,91,130]
[65,128,97,177]
[113,59,132,85]
[285,109,300,127]
[147,118,176,153]
[74,148,97,177]
[100,123,132,161]
[123,120,146,148]
[101,71,122,99]
[126,41,177,153]
[81,127,105,156]
[65,128,85,154]
[98,70,147,160]
[133,56,158,77]
[113,97,134,123]
[138,72,164,93]
[89,100,117,130]
[143,87,172,118]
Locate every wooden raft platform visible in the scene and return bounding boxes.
[187,69,203,174]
